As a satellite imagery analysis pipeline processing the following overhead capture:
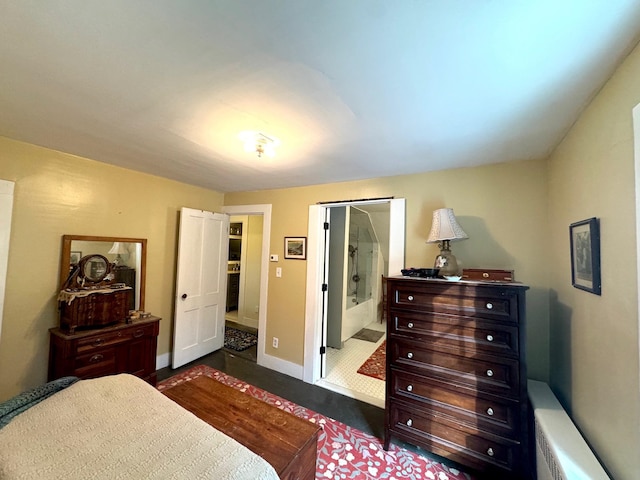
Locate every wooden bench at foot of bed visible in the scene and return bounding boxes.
[163,375,320,480]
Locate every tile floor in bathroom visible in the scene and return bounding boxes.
[318,320,386,408]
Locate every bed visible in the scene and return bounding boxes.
[0,374,279,480]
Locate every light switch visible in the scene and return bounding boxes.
[276,267,282,278]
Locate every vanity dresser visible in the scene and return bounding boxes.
[48,316,160,386]
[49,235,159,386]
[384,276,531,479]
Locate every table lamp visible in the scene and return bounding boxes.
[426,208,468,276]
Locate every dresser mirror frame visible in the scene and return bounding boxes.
[60,235,147,310]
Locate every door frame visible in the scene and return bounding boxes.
[222,204,272,369]
[303,198,405,383]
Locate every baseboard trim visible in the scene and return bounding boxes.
[156,350,303,381]
[258,352,304,380]
[156,352,170,370]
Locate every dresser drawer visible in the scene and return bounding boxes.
[77,330,129,353]
[390,311,519,358]
[390,284,516,322]
[388,401,521,473]
[74,347,117,378]
[389,338,520,398]
[76,323,155,354]
[389,369,520,436]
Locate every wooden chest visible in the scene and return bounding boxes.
[383,277,531,478]
[164,375,320,480]
[59,288,131,333]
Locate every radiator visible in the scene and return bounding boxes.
[528,380,611,480]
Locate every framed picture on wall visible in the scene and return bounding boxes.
[284,237,306,260]
[570,217,601,295]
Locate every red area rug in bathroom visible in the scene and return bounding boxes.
[158,364,474,480]
[357,340,386,381]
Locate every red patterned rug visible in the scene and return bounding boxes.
[158,365,475,480]
[357,340,386,381]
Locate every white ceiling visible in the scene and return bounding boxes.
[1,1,639,193]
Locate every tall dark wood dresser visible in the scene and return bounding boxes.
[384,276,531,478]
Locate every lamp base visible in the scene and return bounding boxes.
[433,240,460,276]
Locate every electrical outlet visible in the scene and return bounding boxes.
[272,337,279,348]
[254,305,259,313]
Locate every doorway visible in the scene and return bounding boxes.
[303,198,406,408]
[222,204,272,369]
[224,214,263,362]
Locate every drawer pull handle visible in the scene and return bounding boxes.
[406,385,413,392]
[487,447,495,457]
[407,322,414,329]
[406,419,413,427]
[407,352,414,359]
[483,272,489,278]
[89,354,104,363]
[486,369,494,377]
[407,295,414,301]
[92,339,104,347]
[487,407,494,416]
[486,334,494,342]
[133,329,144,338]
[486,302,493,309]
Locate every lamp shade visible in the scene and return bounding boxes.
[426,208,468,243]
[108,242,128,255]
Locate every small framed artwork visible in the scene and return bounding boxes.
[70,251,82,265]
[284,237,306,260]
[570,217,601,295]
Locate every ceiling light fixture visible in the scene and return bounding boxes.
[238,131,280,158]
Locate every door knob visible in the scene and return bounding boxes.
[181,293,187,300]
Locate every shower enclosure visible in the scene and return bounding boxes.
[326,206,382,348]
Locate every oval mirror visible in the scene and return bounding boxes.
[79,254,110,283]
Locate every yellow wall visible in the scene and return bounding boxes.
[547,43,640,478]
[225,158,550,379]
[0,136,223,399]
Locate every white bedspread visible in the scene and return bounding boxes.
[0,374,279,480]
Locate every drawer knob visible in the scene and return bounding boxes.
[486,369,494,377]
[406,419,413,427]
[407,295,414,301]
[486,334,494,342]
[483,272,489,278]
[89,354,104,363]
[407,322,414,329]
[487,447,495,457]
[487,407,494,416]
[486,302,493,309]
[407,352,414,359]
[92,339,104,347]
[406,384,413,392]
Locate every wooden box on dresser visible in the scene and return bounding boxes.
[383,276,531,479]
[48,316,160,386]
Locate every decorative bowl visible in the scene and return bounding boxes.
[420,268,440,278]
[401,268,440,278]
[443,275,462,282]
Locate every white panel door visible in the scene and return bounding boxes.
[172,207,229,368]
